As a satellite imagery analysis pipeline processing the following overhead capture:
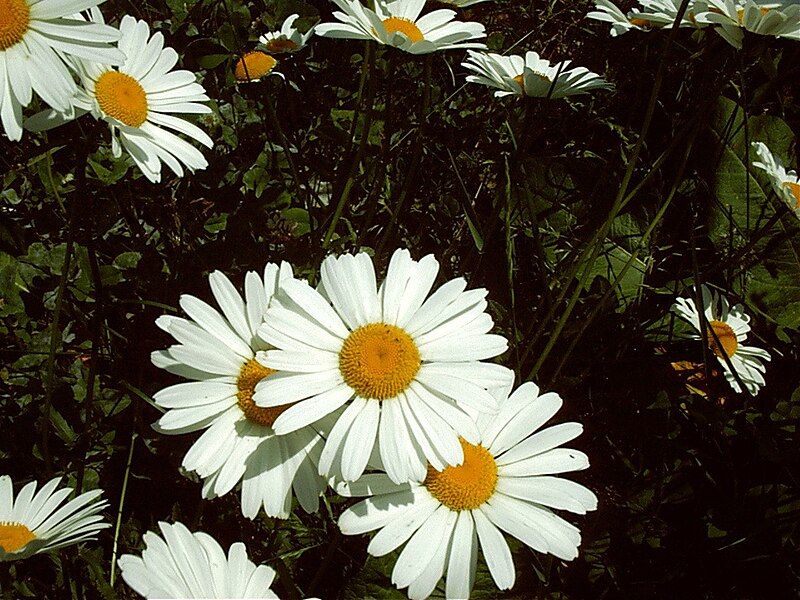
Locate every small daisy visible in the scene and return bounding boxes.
[587,0,654,36]
[118,521,278,599]
[0,475,109,561]
[672,285,770,396]
[151,263,328,520]
[462,50,613,99]
[634,0,710,29]
[695,0,800,48]
[255,248,512,484]
[259,14,314,53]
[315,0,486,54]
[336,382,597,600]
[26,15,212,183]
[752,141,800,218]
[0,0,124,141]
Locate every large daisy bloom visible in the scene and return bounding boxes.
[118,521,278,599]
[255,248,512,484]
[0,0,123,141]
[259,14,314,53]
[151,263,328,520]
[672,285,770,396]
[695,0,800,48]
[462,50,613,99]
[315,0,486,54]
[0,475,109,561]
[752,141,800,218]
[26,15,212,183]
[336,382,597,600]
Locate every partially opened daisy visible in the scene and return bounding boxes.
[26,15,212,183]
[695,0,800,48]
[259,14,314,53]
[118,521,278,599]
[255,248,512,484]
[0,0,123,141]
[463,50,613,99]
[672,285,770,396]
[0,475,109,561]
[336,382,597,600]
[752,141,800,218]
[151,263,328,519]
[315,0,486,54]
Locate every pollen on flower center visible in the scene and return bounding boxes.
[235,51,277,81]
[265,38,299,53]
[0,0,30,50]
[782,181,800,208]
[94,71,148,128]
[707,320,738,359]
[237,359,292,427]
[425,439,498,511]
[338,323,420,400]
[382,17,424,43]
[0,522,35,553]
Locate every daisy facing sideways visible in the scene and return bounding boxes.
[672,285,770,396]
[0,475,109,561]
[695,0,800,48]
[463,50,613,99]
[260,13,315,53]
[752,141,800,218]
[118,521,279,599]
[151,263,328,520]
[587,0,708,35]
[255,248,512,485]
[315,0,486,54]
[336,381,597,600]
[26,15,212,183]
[587,0,654,36]
[0,0,123,141]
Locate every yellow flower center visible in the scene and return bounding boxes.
[707,320,738,359]
[782,181,800,208]
[382,17,424,43]
[0,0,30,50]
[94,71,148,128]
[235,51,277,81]
[513,74,525,89]
[338,323,420,400]
[265,38,299,53]
[737,6,771,22]
[628,17,655,28]
[236,359,292,427]
[424,439,498,511]
[0,522,35,553]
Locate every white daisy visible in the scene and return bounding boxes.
[672,285,771,396]
[118,521,279,599]
[315,0,487,54]
[151,263,328,520]
[695,0,800,48]
[436,0,493,7]
[587,0,653,36]
[0,0,123,141]
[462,50,613,99]
[336,381,597,600]
[752,141,800,218]
[26,15,212,183]
[255,248,512,485]
[0,475,109,561]
[259,14,314,53]
[634,0,710,29]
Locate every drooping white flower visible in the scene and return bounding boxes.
[752,141,800,219]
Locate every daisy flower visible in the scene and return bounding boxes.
[336,381,597,600]
[0,0,123,141]
[0,475,109,561]
[634,0,710,29]
[255,248,512,485]
[587,0,654,36]
[462,50,613,99]
[752,141,800,218]
[695,0,800,48]
[151,263,328,520]
[315,0,486,54]
[672,285,770,396]
[26,15,212,183]
[118,521,278,599]
[259,14,314,53]
[436,0,493,7]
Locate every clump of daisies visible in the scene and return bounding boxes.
[672,285,770,396]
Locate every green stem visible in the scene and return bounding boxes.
[109,431,137,588]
